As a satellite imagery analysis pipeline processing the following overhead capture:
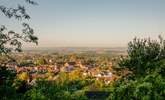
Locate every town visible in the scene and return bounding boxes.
[6,51,121,86]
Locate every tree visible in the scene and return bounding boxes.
[0,0,38,56]
[119,36,165,75]
[108,36,165,100]
[35,58,47,66]
[0,1,38,99]
[0,0,38,77]
[18,72,29,81]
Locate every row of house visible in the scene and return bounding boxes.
[6,60,114,84]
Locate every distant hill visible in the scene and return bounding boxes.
[23,47,127,55]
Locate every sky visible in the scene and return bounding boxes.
[0,0,165,48]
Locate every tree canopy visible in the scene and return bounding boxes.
[0,0,38,56]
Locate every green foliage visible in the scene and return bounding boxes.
[109,69,165,100]
[0,85,18,100]
[23,88,47,100]
[0,65,18,100]
[35,58,47,66]
[119,36,165,75]
[110,36,165,100]
[23,79,88,100]
[0,65,16,81]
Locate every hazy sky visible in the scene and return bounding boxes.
[0,0,165,47]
